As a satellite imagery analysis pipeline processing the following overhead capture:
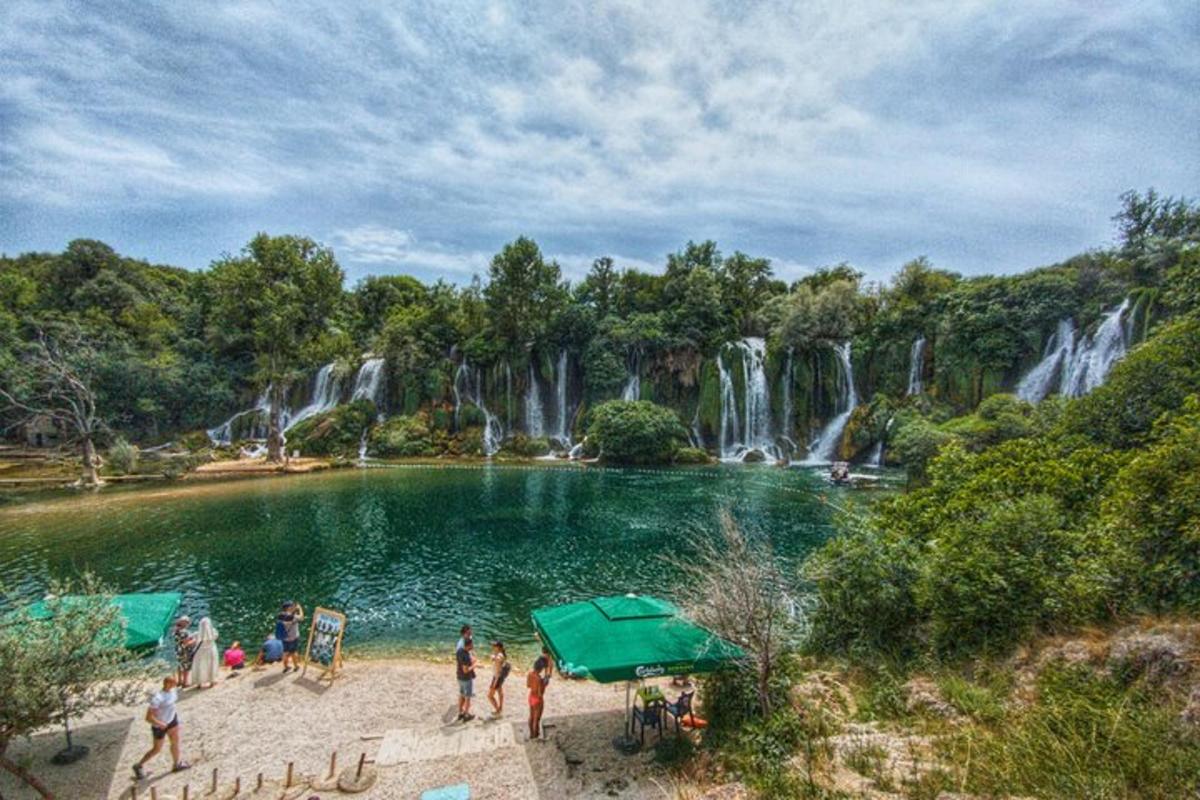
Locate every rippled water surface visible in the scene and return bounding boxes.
[0,464,875,653]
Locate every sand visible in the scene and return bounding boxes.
[1,658,697,800]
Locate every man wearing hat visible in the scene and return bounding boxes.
[276,601,304,673]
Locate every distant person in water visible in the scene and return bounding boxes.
[255,633,284,667]
[223,640,246,672]
[488,641,511,717]
[132,675,189,780]
[527,647,552,740]
[456,637,478,722]
[276,601,304,672]
[172,616,195,688]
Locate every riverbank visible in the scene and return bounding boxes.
[1,657,713,800]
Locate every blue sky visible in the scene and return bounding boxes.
[1,1,1196,285]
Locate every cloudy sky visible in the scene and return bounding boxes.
[1,1,1196,285]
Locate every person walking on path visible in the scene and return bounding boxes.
[189,617,219,688]
[172,617,195,688]
[487,640,511,717]
[132,676,190,779]
[455,637,478,722]
[276,601,304,672]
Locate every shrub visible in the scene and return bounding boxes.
[106,436,138,474]
[587,400,687,464]
[500,434,551,458]
[890,415,953,482]
[287,400,375,457]
[673,446,710,464]
[369,413,434,457]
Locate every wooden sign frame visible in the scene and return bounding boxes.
[301,606,346,681]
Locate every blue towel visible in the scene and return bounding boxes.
[420,784,470,800]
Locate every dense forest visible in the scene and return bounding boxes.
[0,190,1197,470]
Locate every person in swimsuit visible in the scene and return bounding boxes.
[487,640,511,717]
[527,647,552,740]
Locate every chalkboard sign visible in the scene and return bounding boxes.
[301,606,346,681]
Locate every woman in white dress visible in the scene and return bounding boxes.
[189,617,220,689]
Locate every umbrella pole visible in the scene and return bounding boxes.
[625,682,631,738]
[612,681,638,754]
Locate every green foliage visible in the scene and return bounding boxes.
[950,663,1200,799]
[368,413,434,457]
[484,237,566,355]
[587,400,687,464]
[673,446,711,464]
[890,415,953,482]
[500,434,551,458]
[107,436,139,475]
[286,400,375,457]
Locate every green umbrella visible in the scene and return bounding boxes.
[24,592,183,652]
[531,594,744,749]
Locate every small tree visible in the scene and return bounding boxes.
[670,510,796,718]
[0,576,151,798]
[0,327,108,487]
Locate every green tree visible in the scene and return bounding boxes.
[720,252,776,335]
[587,400,687,463]
[483,237,565,354]
[207,234,345,462]
[0,576,151,798]
[578,256,618,317]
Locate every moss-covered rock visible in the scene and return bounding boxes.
[287,400,376,457]
[673,446,712,464]
[588,400,687,464]
[368,412,434,457]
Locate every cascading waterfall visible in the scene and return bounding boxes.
[1014,299,1132,402]
[286,362,341,431]
[779,348,795,451]
[207,389,270,445]
[525,364,545,437]
[906,336,926,396]
[350,357,386,408]
[717,337,778,461]
[621,351,641,401]
[1016,319,1075,403]
[553,349,571,445]
[453,359,503,456]
[1061,298,1132,397]
[803,342,858,464]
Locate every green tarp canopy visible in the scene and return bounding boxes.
[531,594,745,683]
[24,592,183,651]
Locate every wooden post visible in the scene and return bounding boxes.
[329,750,337,778]
[130,786,137,800]
[356,752,366,779]
[286,761,293,787]
[182,785,189,800]
[150,789,157,800]
[233,777,240,795]
[256,772,263,790]
[211,767,218,794]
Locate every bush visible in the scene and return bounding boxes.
[500,434,551,458]
[286,400,375,457]
[890,415,953,482]
[673,446,711,464]
[587,400,687,464]
[369,413,434,457]
[106,436,138,474]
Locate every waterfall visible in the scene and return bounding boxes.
[207,389,270,445]
[286,362,342,431]
[621,351,640,401]
[867,441,883,467]
[780,348,795,450]
[553,349,571,445]
[1016,319,1075,403]
[453,359,503,456]
[717,337,777,461]
[525,364,545,437]
[803,342,858,464]
[906,336,926,396]
[350,357,386,408]
[1061,299,1132,397]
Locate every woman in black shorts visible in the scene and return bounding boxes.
[488,641,511,717]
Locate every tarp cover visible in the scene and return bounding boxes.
[25,593,183,651]
[531,594,744,684]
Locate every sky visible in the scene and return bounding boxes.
[1,1,1196,286]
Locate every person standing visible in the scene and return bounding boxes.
[172,617,195,688]
[455,637,477,722]
[487,640,511,717]
[527,647,552,740]
[132,676,190,779]
[456,624,472,652]
[189,617,219,688]
[277,601,304,672]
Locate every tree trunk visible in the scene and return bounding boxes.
[267,384,284,463]
[0,750,54,799]
[79,436,100,488]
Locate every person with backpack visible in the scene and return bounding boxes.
[455,637,478,722]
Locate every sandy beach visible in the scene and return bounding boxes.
[1,657,702,800]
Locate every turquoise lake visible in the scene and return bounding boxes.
[0,464,883,654]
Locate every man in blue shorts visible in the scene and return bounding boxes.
[456,637,477,722]
[277,601,304,672]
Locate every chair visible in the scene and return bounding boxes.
[665,690,695,734]
[632,699,665,745]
